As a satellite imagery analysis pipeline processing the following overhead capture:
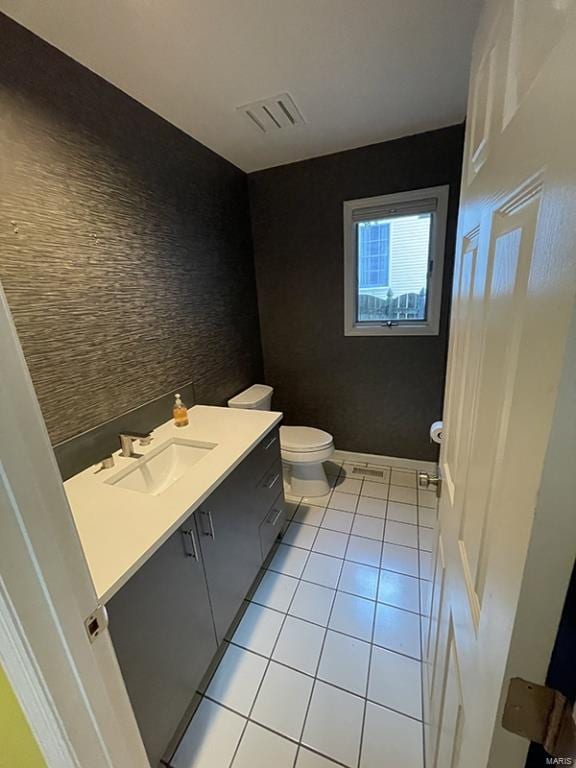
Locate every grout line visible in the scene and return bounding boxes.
[200,695,352,768]
[177,464,432,768]
[225,520,323,768]
[293,463,357,767]
[285,524,431,554]
[357,475,391,768]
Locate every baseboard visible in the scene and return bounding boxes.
[333,449,437,473]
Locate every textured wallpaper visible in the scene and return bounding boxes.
[249,125,464,461]
[0,15,263,446]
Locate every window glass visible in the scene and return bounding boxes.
[356,213,432,323]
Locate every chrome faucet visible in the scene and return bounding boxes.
[119,431,152,458]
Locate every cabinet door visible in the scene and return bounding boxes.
[197,465,263,642]
[107,522,217,767]
[260,492,287,559]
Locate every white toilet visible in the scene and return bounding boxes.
[228,384,334,497]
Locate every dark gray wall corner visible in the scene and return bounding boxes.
[248,125,464,461]
[0,14,263,466]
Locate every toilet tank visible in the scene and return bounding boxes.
[227,384,273,410]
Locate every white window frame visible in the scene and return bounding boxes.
[343,185,449,336]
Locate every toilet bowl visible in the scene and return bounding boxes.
[227,384,334,497]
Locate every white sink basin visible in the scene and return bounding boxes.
[107,438,217,496]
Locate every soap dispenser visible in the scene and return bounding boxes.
[173,393,189,427]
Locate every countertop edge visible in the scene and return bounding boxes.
[93,412,283,603]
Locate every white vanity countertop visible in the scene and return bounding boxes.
[64,405,282,603]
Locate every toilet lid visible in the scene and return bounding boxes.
[280,426,333,453]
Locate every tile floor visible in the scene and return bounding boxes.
[171,456,437,768]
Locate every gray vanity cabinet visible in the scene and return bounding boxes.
[106,519,217,768]
[197,431,284,642]
[107,427,285,765]
[197,464,265,642]
[259,492,286,559]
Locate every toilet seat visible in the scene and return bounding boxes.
[280,426,333,453]
[280,426,334,465]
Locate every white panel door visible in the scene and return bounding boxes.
[424,1,576,766]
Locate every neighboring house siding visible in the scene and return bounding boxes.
[359,215,430,300]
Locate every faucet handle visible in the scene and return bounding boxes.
[94,455,115,473]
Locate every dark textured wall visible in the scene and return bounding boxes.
[249,126,464,461]
[0,15,263,452]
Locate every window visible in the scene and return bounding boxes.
[343,186,449,336]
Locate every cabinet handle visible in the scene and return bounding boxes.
[263,435,277,450]
[264,472,280,490]
[267,508,283,527]
[201,510,216,539]
[182,528,198,560]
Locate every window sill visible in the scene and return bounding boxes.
[344,322,440,337]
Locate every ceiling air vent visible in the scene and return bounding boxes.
[237,93,305,133]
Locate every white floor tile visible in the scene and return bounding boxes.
[329,591,375,641]
[388,485,418,505]
[252,661,313,741]
[360,480,389,500]
[302,552,343,589]
[356,496,387,519]
[368,645,422,719]
[338,561,379,600]
[321,508,354,534]
[378,570,420,613]
[380,542,419,577]
[373,603,421,659]
[386,501,418,525]
[390,469,417,488]
[324,459,343,476]
[294,504,326,527]
[302,491,332,507]
[232,722,297,768]
[333,477,363,495]
[418,506,437,528]
[296,747,342,767]
[346,536,381,567]
[418,489,437,508]
[269,544,309,578]
[206,645,267,715]
[289,581,335,626]
[302,681,364,768]
[418,527,434,552]
[360,702,423,768]
[419,551,433,580]
[252,570,299,612]
[272,615,325,675]
[352,514,385,541]
[232,603,284,657]
[329,492,357,513]
[312,529,349,558]
[384,521,418,549]
[172,698,245,768]
[283,522,318,550]
[318,630,370,696]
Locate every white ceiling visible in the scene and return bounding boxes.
[0,0,482,172]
